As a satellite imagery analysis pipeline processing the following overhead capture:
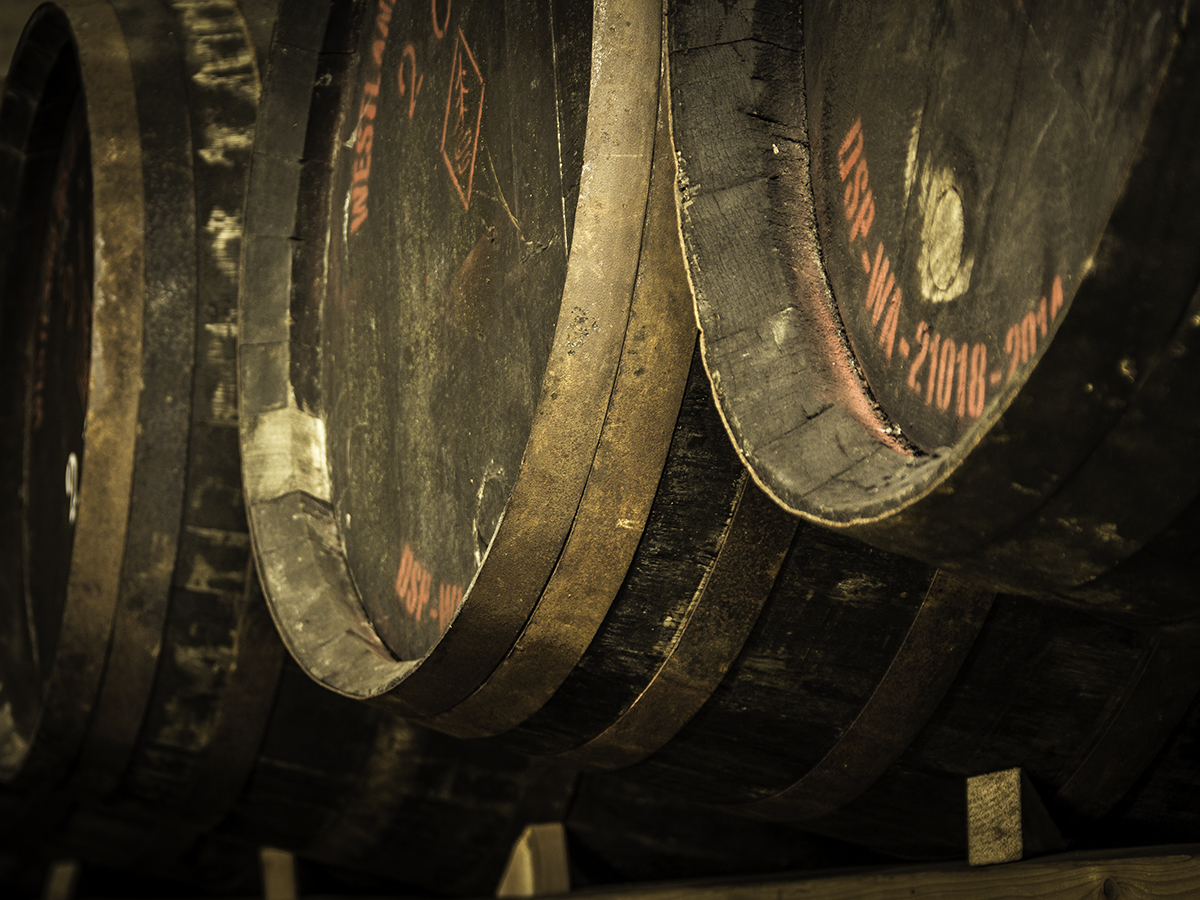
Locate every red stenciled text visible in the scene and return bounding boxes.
[905,323,988,419]
[838,117,1067,424]
[350,0,397,234]
[839,118,902,360]
[903,275,1064,420]
[1003,275,1064,383]
[839,118,876,242]
[351,1,470,233]
[395,543,463,629]
[432,0,451,38]
[398,43,424,120]
[441,28,484,210]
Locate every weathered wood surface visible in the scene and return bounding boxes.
[0,0,256,797]
[439,383,1200,856]
[3,580,871,898]
[966,768,1065,866]
[235,4,981,826]
[239,0,671,715]
[230,6,1200,855]
[547,846,1200,900]
[0,7,579,894]
[0,0,145,793]
[668,0,1200,635]
[787,602,1200,858]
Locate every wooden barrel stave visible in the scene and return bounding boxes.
[1073,495,1200,640]
[0,0,256,810]
[7,606,889,895]
[417,72,701,737]
[495,345,755,756]
[229,666,579,896]
[548,517,951,806]
[0,546,851,896]
[400,356,1200,851]
[111,565,286,860]
[0,0,147,791]
[72,0,216,802]
[0,1,387,886]
[236,0,737,730]
[235,7,958,814]
[1057,641,1200,819]
[1035,284,1200,626]
[0,0,264,841]
[779,598,1200,856]
[0,565,568,896]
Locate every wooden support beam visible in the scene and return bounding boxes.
[966,767,1066,866]
[40,860,79,900]
[557,846,1200,900]
[496,823,571,898]
[260,847,297,900]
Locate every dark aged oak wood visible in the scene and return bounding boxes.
[668,0,1200,635]
[0,0,264,861]
[778,604,1200,858]
[237,2,997,822]
[234,5,1200,859]
[3,569,859,897]
[0,0,253,796]
[238,0,684,715]
[238,0,802,753]
[0,0,258,885]
[518,846,1200,900]
[0,7,891,892]
[0,4,566,890]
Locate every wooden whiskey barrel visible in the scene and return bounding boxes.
[667,0,1200,633]
[0,0,258,792]
[238,0,706,716]
[235,1,1200,857]
[24,606,584,897]
[236,0,978,776]
[788,599,1200,858]
[0,6,890,892]
[0,4,567,891]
